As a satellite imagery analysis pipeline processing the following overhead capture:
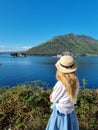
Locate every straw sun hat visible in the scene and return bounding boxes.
[55,55,77,73]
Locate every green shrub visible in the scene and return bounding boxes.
[0,82,98,130]
[75,89,98,130]
[0,83,51,130]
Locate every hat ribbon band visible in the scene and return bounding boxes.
[60,63,74,69]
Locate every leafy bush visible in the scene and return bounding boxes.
[0,82,98,130]
[75,89,98,130]
[0,82,51,130]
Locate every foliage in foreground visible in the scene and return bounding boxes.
[0,82,98,130]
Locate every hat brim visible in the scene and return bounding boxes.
[55,60,77,73]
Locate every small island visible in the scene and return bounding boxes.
[10,52,27,57]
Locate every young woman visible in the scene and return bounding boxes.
[46,55,79,130]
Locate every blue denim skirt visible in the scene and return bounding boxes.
[46,105,79,130]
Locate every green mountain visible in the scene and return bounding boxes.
[26,33,98,56]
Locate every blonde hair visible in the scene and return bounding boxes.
[56,70,79,102]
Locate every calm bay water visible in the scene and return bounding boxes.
[0,54,98,89]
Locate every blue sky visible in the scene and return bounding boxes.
[0,0,98,52]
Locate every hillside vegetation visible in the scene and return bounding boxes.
[26,33,98,56]
[0,81,98,130]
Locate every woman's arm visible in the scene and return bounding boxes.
[50,81,64,103]
[49,92,53,101]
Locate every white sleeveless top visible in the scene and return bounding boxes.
[50,81,79,114]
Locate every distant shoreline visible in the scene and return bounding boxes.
[0,52,98,57]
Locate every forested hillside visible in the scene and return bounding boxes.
[26,33,98,56]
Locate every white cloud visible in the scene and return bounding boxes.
[0,45,32,52]
[21,46,32,50]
